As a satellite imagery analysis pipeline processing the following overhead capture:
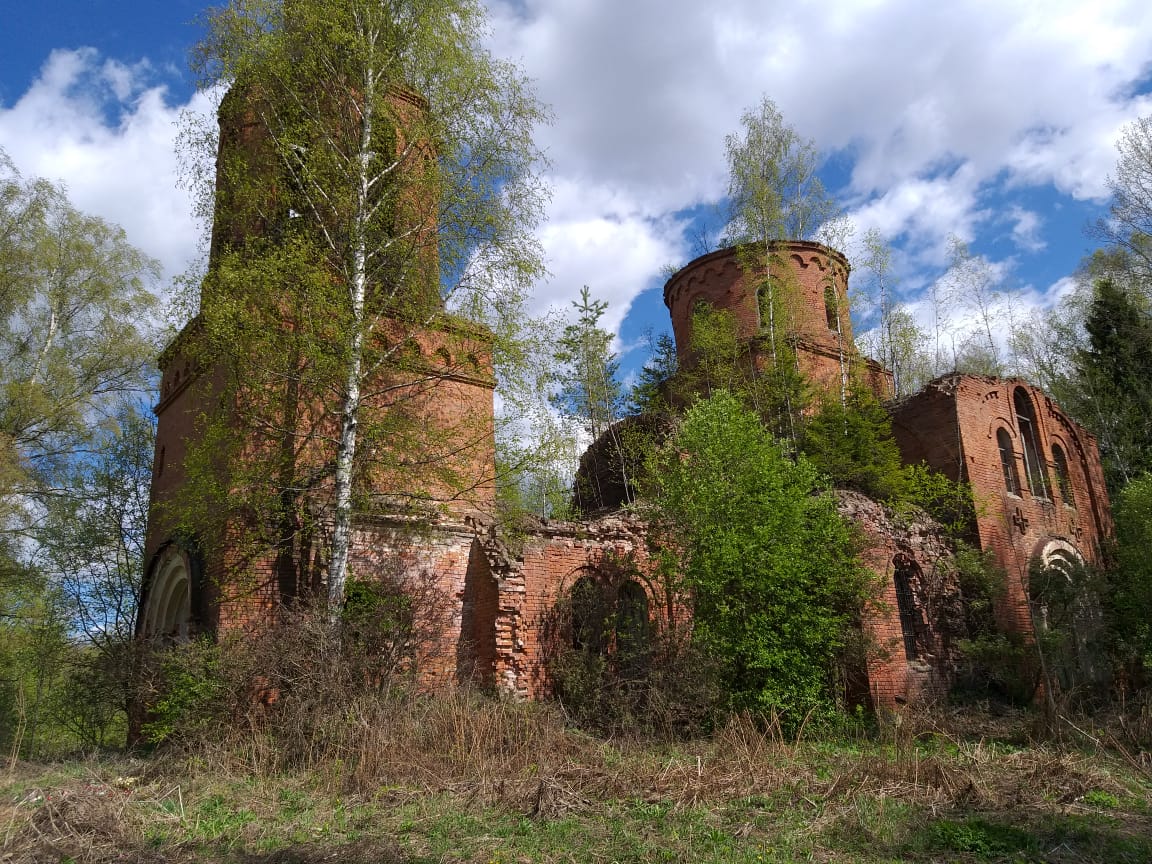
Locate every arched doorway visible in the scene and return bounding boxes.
[141,545,193,640]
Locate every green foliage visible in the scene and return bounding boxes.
[643,391,871,726]
[954,633,1040,705]
[800,385,908,500]
[628,331,678,415]
[675,302,809,447]
[0,564,73,758]
[854,228,932,397]
[551,286,624,441]
[140,637,225,745]
[899,463,978,538]
[0,149,158,539]
[724,96,836,244]
[925,818,1038,858]
[1106,473,1152,675]
[0,155,156,756]
[952,543,1004,638]
[1072,279,1152,491]
[181,0,550,605]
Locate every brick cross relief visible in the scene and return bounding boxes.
[1012,507,1029,535]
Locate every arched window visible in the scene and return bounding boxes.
[892,557,922,661]
[569,575,606,654]
[997,428,1021,496]
[756,282,774,333]
[824,285,839,332]
[614,580,649,658]
[1052,444,1074,507]
[1014,388,1049,499]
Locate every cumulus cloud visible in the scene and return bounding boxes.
[4,0,1152,349]
[0,49,205,288]
[487,0,1152,340]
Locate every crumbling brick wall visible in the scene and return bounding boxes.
[474,513,655,699]
[836,491,963,707]
[891,375,1113,638]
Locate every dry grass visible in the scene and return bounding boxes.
[5,693,1150,863]
[13,617,1152,862]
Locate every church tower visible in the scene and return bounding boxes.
[138,80,497,643]
[663,240,893,402]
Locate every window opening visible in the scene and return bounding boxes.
[824,285,839,332]
[756,282,774,333]
[143,547,192,641]
[569,575,607,654]
[892,557,922,661]
[614,580,649,659]
[1014,388,1049,498]
[997,428,1021,496]
[1052,444,1074,507]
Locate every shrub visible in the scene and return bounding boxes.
[641,391,872,729]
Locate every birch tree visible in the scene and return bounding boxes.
[0,150,158,540]
[0,153,157,752]
[1095,114,1152,286]
[856,228,930,397]
[184,0,547,616]
[724,96,836,442]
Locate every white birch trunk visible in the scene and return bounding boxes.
[327,68,376,622]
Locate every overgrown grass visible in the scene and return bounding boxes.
[4,694,1152,863]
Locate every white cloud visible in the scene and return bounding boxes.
[1007,206,1045,253]
[4,0,1152,352]
[0,49,205,289]
[531,178,686,330]
[487,0,1152,339]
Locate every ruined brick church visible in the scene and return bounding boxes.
[139,90,1114,708]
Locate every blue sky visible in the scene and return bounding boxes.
[2,0,1152,385]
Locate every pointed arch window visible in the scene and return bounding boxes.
[1052,444,1074,507]
[997,428,1021,496]
[1014,388,1049,499]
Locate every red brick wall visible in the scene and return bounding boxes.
[142,313,497,638]
[478,515,658,699]
[891,375,1113,638]
[837,491,962,708]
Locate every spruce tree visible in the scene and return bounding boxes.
[1072,278,1152,490]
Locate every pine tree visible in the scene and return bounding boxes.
[551,287,631,510]
[628,332,678,414]
[801,385,908,501]
[551,287,623,441]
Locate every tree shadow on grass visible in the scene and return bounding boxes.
[870,810,1152,863]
